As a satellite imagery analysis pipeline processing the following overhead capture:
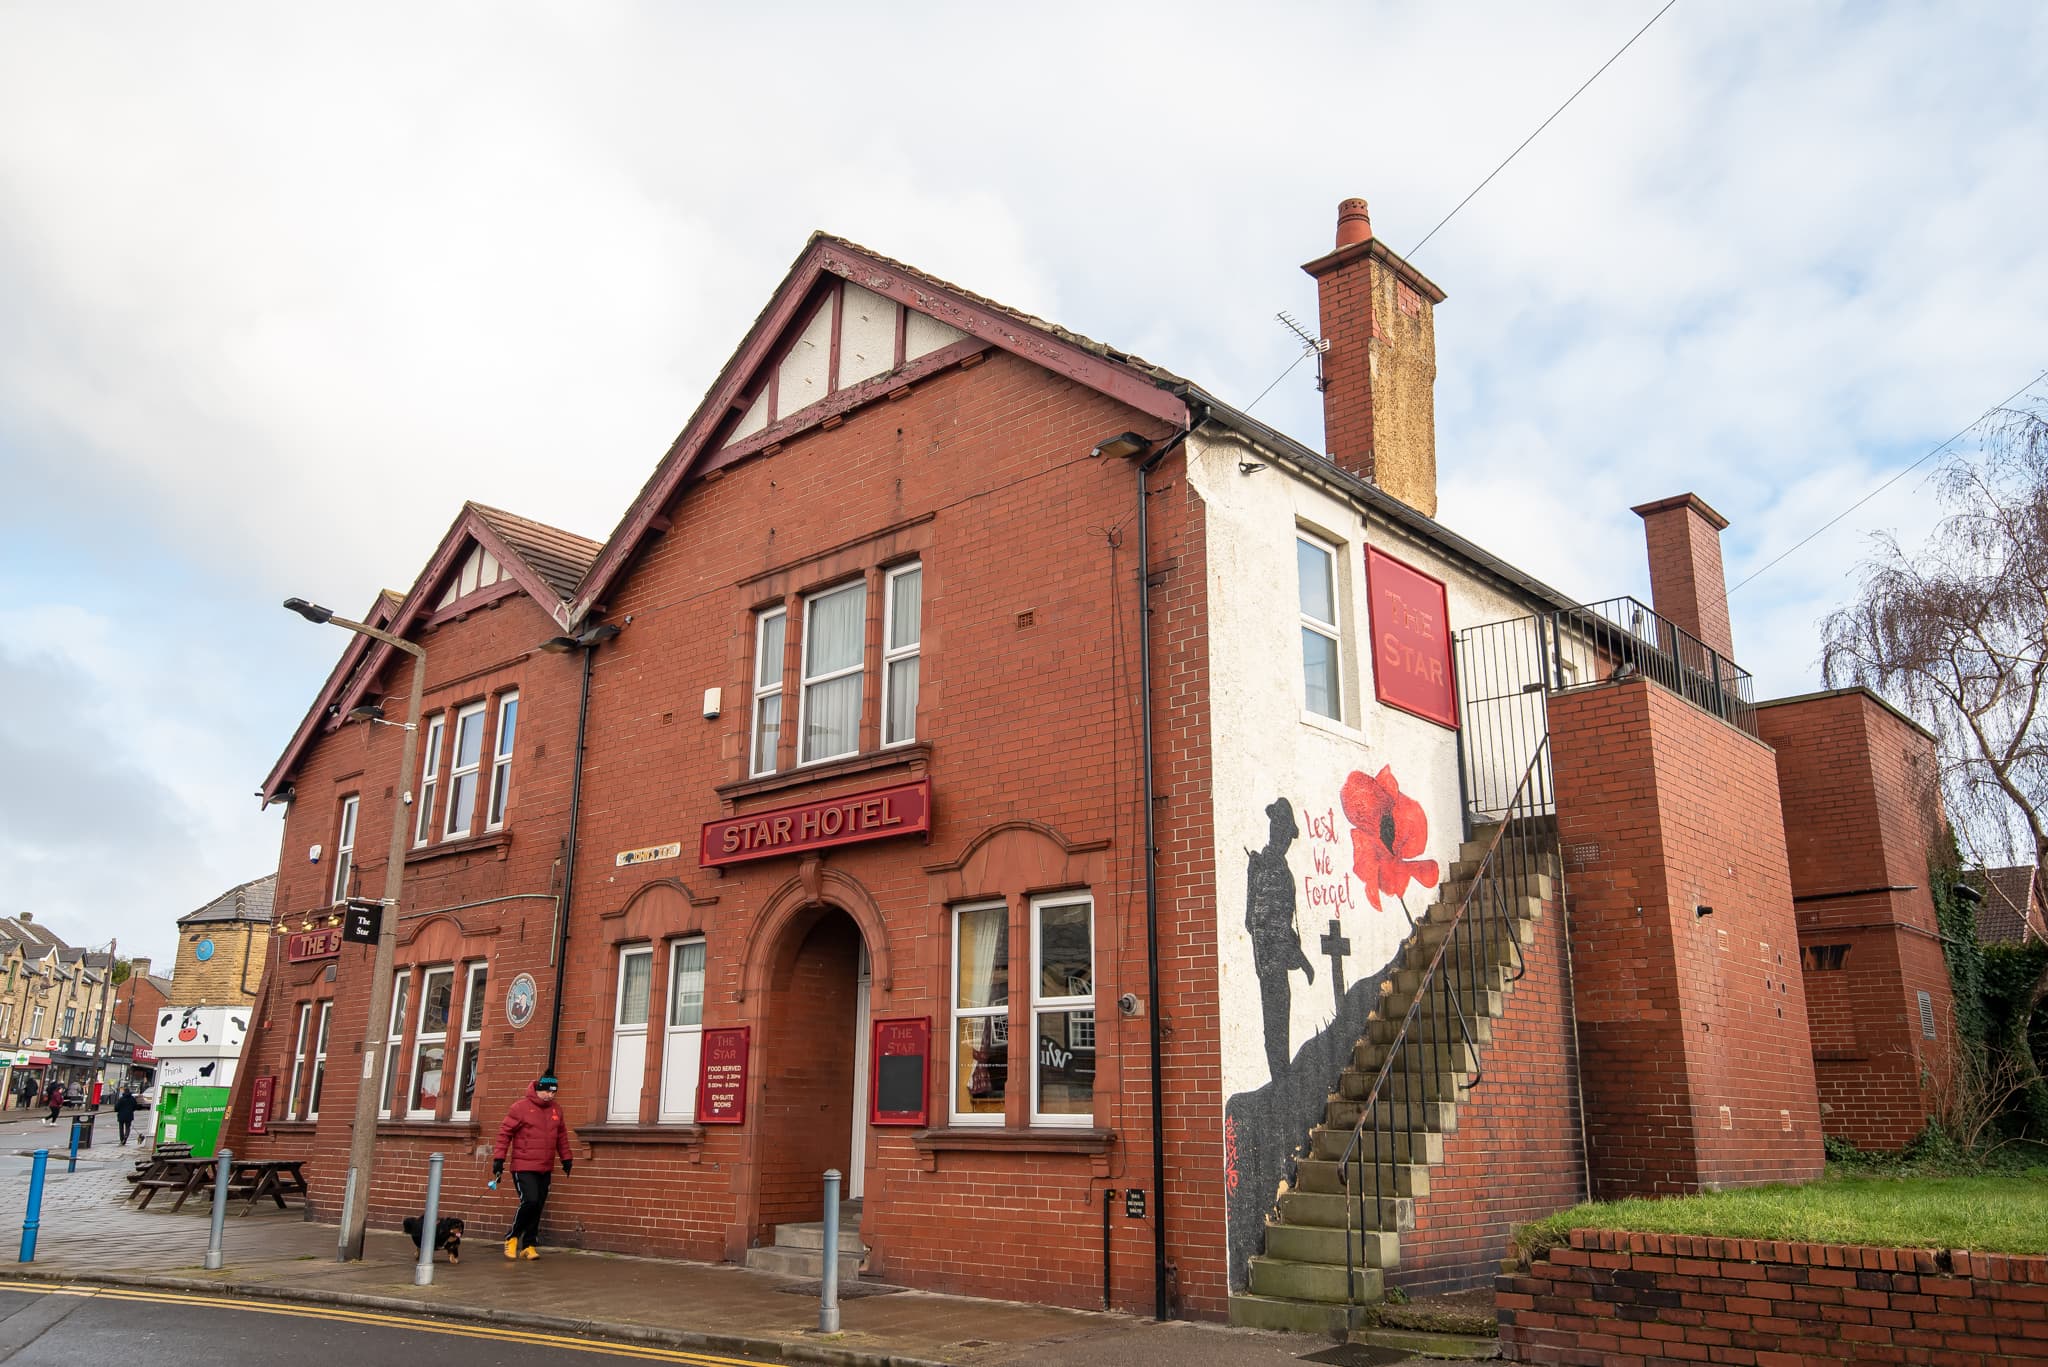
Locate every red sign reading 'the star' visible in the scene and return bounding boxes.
[699,779,931,867]
[1366,546,1458,730]
[696,1027,750,1124]
[285,928,343,963]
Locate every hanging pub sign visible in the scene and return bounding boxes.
[342,899,382,945]
[285,927,343,963]
[696,1026,751,1124]
[700,779,932,868]
[248,1076,275,1135]
[1365,546,1458,729]
[869,1017,930,1126]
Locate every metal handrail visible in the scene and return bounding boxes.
[1332,737,1554,1323]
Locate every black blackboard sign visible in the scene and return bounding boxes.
[870,1017,929,1126]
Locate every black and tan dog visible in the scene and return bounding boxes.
[403,1215,465,1263]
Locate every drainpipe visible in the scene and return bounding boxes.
[543,622,621,1077]
[1123,412,1196,1321]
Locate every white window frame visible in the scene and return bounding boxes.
[1297,532,1343,722]
[407,966,453,1119]
[881,562,922,748]
[30,1005,44,1037]
[332,795,359,903]
[658,938,706,1123]
[1030,892,1095,1128]
[380,969,410,1118]
[608,946,654,1123]
[443,703,488,839]
[798,580,867,766]
[414,715,445,846]
[307,1001,333,1121]
[486,692,519,830]
[287,1003,312,1120]
[750,607,786,778]
[950,900,1009,1128]
[454,961,487,1118]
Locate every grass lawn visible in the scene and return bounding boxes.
[1516,1171,2048,1258]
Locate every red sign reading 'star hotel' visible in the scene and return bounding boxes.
[699,779,932,867]
[1366,546,1458,729]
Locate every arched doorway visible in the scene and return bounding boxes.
[755,904,868,1232]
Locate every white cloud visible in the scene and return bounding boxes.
[0,0,2044,943]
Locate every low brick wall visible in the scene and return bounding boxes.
[1498,1229,2048,1364]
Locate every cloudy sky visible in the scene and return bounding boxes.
[2,2,2043,965]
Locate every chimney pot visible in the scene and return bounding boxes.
[1335,198,1373,248]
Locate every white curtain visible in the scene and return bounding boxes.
[804,583,865,760]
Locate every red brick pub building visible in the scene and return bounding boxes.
[235,201,1936,1328]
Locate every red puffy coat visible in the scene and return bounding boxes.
[493,1084,573,1173]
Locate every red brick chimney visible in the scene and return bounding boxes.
[1303,197,1448,517]
[1631,493,1735,660]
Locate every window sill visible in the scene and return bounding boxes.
[913,1126,1115,1170]
[717,742,932,805]
[579,1123,705,1154]
[1298,710,1364,744]
[405,831,512,867]
[262,1119,317,1135]
[377,1119,482,1139]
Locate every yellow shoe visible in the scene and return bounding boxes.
[521,1245,540,1260]
[503,1238,518,1260]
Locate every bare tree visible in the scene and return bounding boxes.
[1823,399,2048,1115]
[1823,401,2048,876]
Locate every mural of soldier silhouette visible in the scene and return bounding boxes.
[1245,797,1316,1080]
[1225,770,1442,1291]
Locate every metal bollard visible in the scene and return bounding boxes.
[818,1169,841,1333]
[203,1148,232,1271]
[414,1153,445,1286]
[19,1151,47,1262]
[67,1118,80,1174]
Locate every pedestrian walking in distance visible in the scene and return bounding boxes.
[492,1075,573,1260]
[43,1080,63,1126]
[113,1087,139,1145]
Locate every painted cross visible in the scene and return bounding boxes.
[1319,918,1351,1015]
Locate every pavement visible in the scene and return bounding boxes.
[0,1112,1458,1367]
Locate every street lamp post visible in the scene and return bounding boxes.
[283,597,426,1262]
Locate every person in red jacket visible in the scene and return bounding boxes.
[491,1075,574,1259]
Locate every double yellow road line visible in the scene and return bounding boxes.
[0,1281,778,1364]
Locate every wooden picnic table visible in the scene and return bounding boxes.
[129,1154,216,1212]
[225,1158,309,1215]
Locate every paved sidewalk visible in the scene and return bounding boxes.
[0,1123,1398,1367]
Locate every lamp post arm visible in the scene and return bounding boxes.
[325,616,426,661]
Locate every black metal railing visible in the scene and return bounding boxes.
[1457,596,1756,821]
[1334,739,1555,1324]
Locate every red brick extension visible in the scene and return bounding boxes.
[1500,1229,2048,1365]
[1757,690,1956,1151]
[1549,680,1825,1198]
[1392,872,1588,1296]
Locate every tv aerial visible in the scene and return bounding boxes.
[1276,311,1330,392]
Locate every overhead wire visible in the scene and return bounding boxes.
[1242,0,1681,413]
[1727,368,2048,595]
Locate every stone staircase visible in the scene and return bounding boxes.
[1228,822,1560,1335]
[743,1200,867,1285]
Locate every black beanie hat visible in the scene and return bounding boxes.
[536,1075,559,1090]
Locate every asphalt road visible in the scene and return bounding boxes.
[0,1285,787,1366]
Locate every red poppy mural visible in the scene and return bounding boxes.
[1340,765,1440,911]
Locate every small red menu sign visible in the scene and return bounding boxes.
[869,1017,930,1127]
[1366,546,1458,729]
[697,1026,750,1124]
[286,928,343,963]
[248,1075,275,1135]
[700,779,932,867]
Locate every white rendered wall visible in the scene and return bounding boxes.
[1187,429,1531,1287]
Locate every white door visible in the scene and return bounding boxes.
[849,942,872,1200]
[608,948,652,1123]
